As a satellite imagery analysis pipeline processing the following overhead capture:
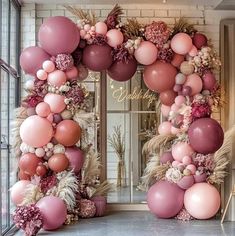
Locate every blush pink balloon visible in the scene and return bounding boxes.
[47,70,67,87]
[36,69,48,81]
[44,93,66,113]
[47,113,54,123]
[182,156,192,165]
[36,102,51,118]
[189,45,198,57]
[172,142,194,162]
[171,126,181,135]
[158,121,172,135]
[161,104,171,117]
[106,29,124,48]
[177,175,194,190]
[171,53,185,68]
[186,164,196,175]
[172,160,180,167]
[42,60,55,73]
[65,147,84,173]
[10,180,31,205]
[95,22,108,35]
[184,183,220,219]
[20,115,53,148]
[184,73,203,95]
[175,95,186,106]
[171,33,193,55]
[36,196,67,230]
[134,41,158,65]
[66,66,78,80]
[171,104,180,112]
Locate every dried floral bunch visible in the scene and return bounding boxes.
[112,44,134,63]
[105,4,123,29]
[122,18,144,39]
[175,208,194,221]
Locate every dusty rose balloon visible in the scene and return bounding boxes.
[161,104,171,117]
[107,58,137,82]
[182,156,192,165]
[42,60,55,73]
[182,86,192,96]
[186,164,196,175]
[193,33,208,49]
[147,180,184,218]
[202,71,216,91]
[54,120,81,146]
[44,93,66,113]
[160,152,174,164]
[18,171,30,181]
[172,160,180,167]
[171,104,180,112]
[172,114,184,128]
[36,69,48,81]
[173,84,182,92]
[160,90,177,106]
[171,53,185,68]
[36,102,51,118]
[184,183,220,219]
[95,22,108,35]
[171,33,193,55]
[194,173,207,183]
[184,73,203,95]
[144,61,177,93]
[83,44,113,71]
[10,180,31,205]
[175,95,186,106]
[134,41,158,65]
[48,154,69,172]
[20,115,53,147]
[189,45,198,57]
[53,113,62,124]
[172,142,194,162]
[158,121,172,135]
[66,66,78,80]
[91,196,107,217]
[177,176,194,190]
[65,147,84,173]
[36,164,47,176]
[19,153,42,176]
[106,29,124,48]
[38,16,80,55]
[188,118,224,154]
[20,46,50,75]
[47,70,67,87]
[36,196,67,230]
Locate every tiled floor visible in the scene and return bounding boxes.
[15,211,235,236]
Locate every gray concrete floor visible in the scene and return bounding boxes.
[15,211,235,236]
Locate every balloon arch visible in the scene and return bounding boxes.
[11,4,228,235]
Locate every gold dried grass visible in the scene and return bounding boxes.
[91,180,114,198]
[123,18,143,38]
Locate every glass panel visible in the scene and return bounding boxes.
[1,0,9,62]
[10,4,17,68]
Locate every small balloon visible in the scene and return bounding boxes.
[48,153,69,172]
[182,86,192,96]
[171,33,193,55]
[36,102,51,118]
[95,22,108,35]
[175,73,186,85]
[65,147,84,173]
[160,90,177,106]
[44,93,66,113]
[171,53,185,68]
[47,70,67,87]
[106,29,124,48]
[172,142,194,162]
[42,60,55,73]
[66,66,78,80]
[36,69,48,81]
[184,73,203,95]
[193,33,208,49]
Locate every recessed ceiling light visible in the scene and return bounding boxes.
[163,0,167,3]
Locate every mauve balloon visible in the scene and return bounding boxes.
[193,33,208,49]
[160,90,177,106]
[107,58,137,82]
[65,147,84,173]
[177,175,195,190]
[160,152,174,164]
[188,118,224,154]
[202,71,217,91]
[83,44,113,71]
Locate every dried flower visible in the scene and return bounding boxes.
[112,44,133,63]
[193,153,215,173]
[40,175,57,194]
[55,54,74,71]
[158,47,174,63]
[72,47,83,66]
[78,199,96,218]
[175,207,194,221]
[191,102,211,120]
[165,167,183,183]
[88,34,108,46]
[65,84,85,106]
[22,94,43,108]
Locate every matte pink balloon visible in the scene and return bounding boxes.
[65,147,84,173]
[177,175,194,190]
[42,60,55,73]
[175,95,186,106]
[184,73,203,95]
[44,93,66,113]
[144,61,177,93]
[172,142,194,162]
[172,160,180,167]
[20,46,50,75]
[106,29,124,48]
[189,45,198,57]
[171,126,180,135]
[160,152,174,164]
[66,66,78,80]
[171,104,180,112]
[10,180,31,205]
[184,183,220,219]
[182,155,192,165]
[38,16,80,55]
[158,121,172,135]
[147,180,184,218]
[36,69,48,81]
[134,41,158,65]
[160,90,177,106]
[186,164,196,175]
[36,102,51,117]
[171,53,185,68]
[171,33,193,55]
[47,70,67,87]
[161,104,171,117]
[36,196,67,230]
[20,115,53,148]
[95,22,108,35]
[202,71,216,91]
[194,173,207,183]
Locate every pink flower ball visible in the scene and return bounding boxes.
[182,156,192,165]
[42,60,55,73]
[84,24,91,32]
[175,95,186,106]
[186,164,196,175]
[36,69,47,81]
[95,22,108,35]
[47,70,67,87]
[36,102,51,118]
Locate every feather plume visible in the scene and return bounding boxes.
[90,180,114,198]
[21,184,44,206]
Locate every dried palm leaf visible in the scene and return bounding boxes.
[90,180,114,198]
[106,4,123,21]
[123,18,143,39]
[105,4,123,29]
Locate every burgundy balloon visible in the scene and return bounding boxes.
[188,118,224,154]
[143,61,177,93]
[107,58,137,82]
[83,44,113,72]
[160,152,174,164]
[53,114,63,124]
[193,33,208,49]
[182,86,192,96]
[38,16,80,55]
[202,71,216,91]
[147,180,184,218]
[20,46,50,75]
[160,90,177,106]
[65,147,84,173]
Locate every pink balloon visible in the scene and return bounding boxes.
[77,64,89,81]
[65,147,84,173]
[20,46,50,75]
[36,102,51,117]
[38,16,80,55]
[177,175,194,190]
[95,22,108,35]
[186,164,196,175]
[160,152,174,164]
[175,95,186,106]
[182,156,192,165]
[66,66,78,80]
[184,73,203,95]
[47,70,67,87]
[158,121,172,135]
[20,115,53,148]
[36,196,67,230]
[44,93,66,113]
[106,29,124,48]
[171,126,180,135]
[36,69,48,81]
[171,33,193,55]
[189,45,198,57]
[172,142,194,162]
[42,60,55,73]
[194,173,207,183]
[134,41,158,65]
[10,180,31,205]
[171,104,180,112]
[184,183,220,219]
[47,113,54,123]
[202,71,217,91]
[171,53,185,68]
[172,160,180,167]
[161,104,171,117]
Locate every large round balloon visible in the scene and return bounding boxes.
[20,46,50,75]
[38,16,80,55]
[184,183,220,219]
[107,58,137,82]
[188,118,224,154]
[184,73,203,95]
[143,61,177,93]
[172,142,194,162]
[20,115,53,147]
[44,93,66,113]
[54,120,81,146]
[83,44,113,71]
[171,33,193,55]
[48,153,69,172]
[36,196,67,230]
[65,147,84,173]
[147,180,184,218]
